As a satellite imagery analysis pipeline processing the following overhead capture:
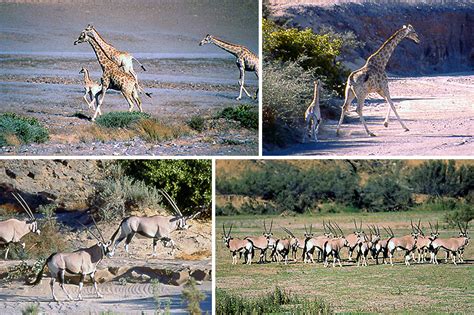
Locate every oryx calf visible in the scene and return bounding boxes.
[0,193,41,259]
[223,224,253,265]
[387,220,420,266]
[31,218,111,301]
[109,190,200,257]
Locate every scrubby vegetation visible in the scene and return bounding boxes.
[262,19,361,146]
[0,113,49,146]
[182,278,205,315]
[217,160,473,225]
[216,287,331,315]
[95,111,151,128]
[217,105,258,130]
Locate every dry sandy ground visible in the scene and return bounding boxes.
[0,220,212,314]
[266,73,474,156]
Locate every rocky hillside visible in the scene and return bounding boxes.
[0,160,104,212]
[269,1,474,74]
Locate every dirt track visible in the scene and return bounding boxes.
[265,73,474,156]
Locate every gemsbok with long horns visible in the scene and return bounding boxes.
[31,217,112,301]
[245,220,274,263]
[346,219,364,261]
[273,227,298,265]
[323,222,348,268]
[223,224,253,265]
[109,189,200,257]
[355,225,380,267]
[291,224,313,261]
[372,226,394,264]
[415,222,438,263]
[430,222,469,265]
[387,220,420,266]
[304,222,333,263]
[0,193,41,259]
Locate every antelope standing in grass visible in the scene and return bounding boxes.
[387,220,420,266]
[430,222,469,265]
[273,227,298,265]
[304,222,332,263]
[0,193,41,259]
[291,224,313,261]
[415,222,438,263]
[223,224,253,265]
[323,222,348,268]
[79,67,101,110]
[372,226,394,264]
[109,190,200,257]
[31,218,111,301]
[355,225,380,267]
[346,220,364,261]
[245,220,274,263]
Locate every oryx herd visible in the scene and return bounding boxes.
[0,190,200,302]
[222,219,470,267]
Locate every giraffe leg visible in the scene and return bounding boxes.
[87,91,96,110]
[122,92,135,112]
[133,88,143,112]
[336,86,355,136]
[356,98,375,137]
[83,93,92,109]
[93,87,107,121]
[381,91,409,132]
[254,71,259,99]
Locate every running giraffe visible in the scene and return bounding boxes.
[74,28,142,121]
[199,34,259,100]
[78,25,151,98]
[79,67,101,110]
[336,25,420,137]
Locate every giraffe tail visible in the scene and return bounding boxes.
[136,82,152,98]
[132,57,147,71]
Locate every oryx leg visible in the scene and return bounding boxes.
[124,232,135,255]
[58,269,73,301]
[404,251,411,266]
[77,273,85,300]
[50,277,58,302]
[452,252,457,265]
[388,250,394,266]
[91,271,103,298]
[4,245,9,260]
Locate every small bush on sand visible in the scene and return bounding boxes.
[216,287,332,315]
[135,118,190,142]
[6,258,45,283]
[182,278,205,315]
[92,164,163,221]
[187,115,206,132]
[217,104,258,130]
[21,303,40,315]
[0,113,49,146]
[95,111,151,128]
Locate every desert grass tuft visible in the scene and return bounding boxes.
[0,112,49,146]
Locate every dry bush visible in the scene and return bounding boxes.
[134,118,190,142]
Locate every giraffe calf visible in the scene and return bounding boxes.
[303,80,322,143]
[79,67,102,111]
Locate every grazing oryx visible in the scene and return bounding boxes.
[222,224,253,265]
[0,193,41,259]
[387,220,420,266]
[273,227,298,265]
[323,222,348,268]
[245,220,274,263]
[79,67,102,110]
[31,218,111,301]
[304,222,332,263]
[346,219,364,261]
[109,190,200,257]
[430,222,469,265]
[415,222,438,263]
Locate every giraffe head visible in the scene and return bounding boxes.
[79,67,87,74]
[199,34,213,46]
[403,24,420,44]
[74,24,94,45]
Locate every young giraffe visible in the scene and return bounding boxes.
[336,24,420,137]
[303,79,322,143]
[79,67,101,110]
[78,25,151,98]
[74,29,142,121]
[199,34,259,100]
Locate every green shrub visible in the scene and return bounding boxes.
[21,303,40,315]
[188,116,206,132]
[216,287,331,315]
[0,112,49,146]
[444,202,473,228]
[95,111,150,128]
[217,104,258,130]
[182,278,205,315]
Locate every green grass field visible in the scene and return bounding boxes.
[216,211,473,314]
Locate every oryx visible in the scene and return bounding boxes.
[372,226,394,264]
[222,224,253,265]
[0,193,41,259]
[355,225,380,267]
[291,224,313,261]
[245,219,274,263]
[303,221,332,263]
[346,219,364,261]
[323,222,348,268]
[109,189,200,257]
[31,217,112,302]
[430,222,469,265]
[415,221,438,263]
[387,220,420,266]
[272,227,298,265]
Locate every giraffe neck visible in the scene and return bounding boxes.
[313,83,319,103]
[367,28,406,70]
[83,69,91,83]
[87,37,112,72]
[210,37,241,57]
[90,29,117,60]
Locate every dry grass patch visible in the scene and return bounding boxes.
[176,250,212,261]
